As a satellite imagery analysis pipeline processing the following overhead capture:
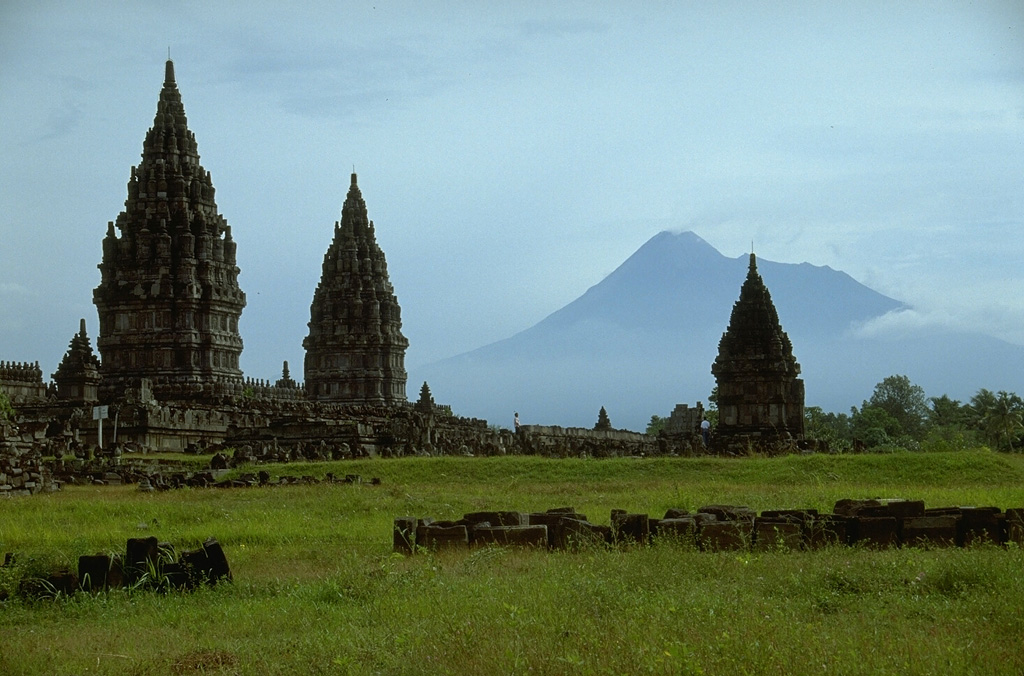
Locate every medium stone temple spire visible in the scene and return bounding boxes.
[711,253,805,442]
[303,173,408,405]
[93,59,246,401]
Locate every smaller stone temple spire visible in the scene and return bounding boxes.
[711,252,804,445]
[52,319,102,404]
[303,173,409,405]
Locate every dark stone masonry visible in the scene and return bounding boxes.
[712,252,805,448]
[93,60,246,403]
[397,500,1024,554]
[4,536,230,600]
[303,173,409,406]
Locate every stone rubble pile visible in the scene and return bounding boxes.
[47,456,381,491]
[0,424,57,496]
[4,536,231,600]
[395,499,1024,554]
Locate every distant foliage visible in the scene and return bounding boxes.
[803,375,1023,453]
[0,388,14,423]
[645,415,666,436]
[971,389,1024,452]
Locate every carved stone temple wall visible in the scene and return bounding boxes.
[93,59,246,403]
[711,253,805,447]
[303,173,409,405]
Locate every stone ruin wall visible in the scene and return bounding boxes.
[396,499,1024,555]
[515,424,658,457]
[0,417,57,497]
[0,362,48,403]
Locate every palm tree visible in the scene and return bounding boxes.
[977,390,1024,452]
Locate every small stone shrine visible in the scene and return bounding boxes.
[711,253,805,446]
[52,319,101,405]
[303,173,409,405]
[93,59,246,402]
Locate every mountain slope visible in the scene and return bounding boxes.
[415,231,1024,431]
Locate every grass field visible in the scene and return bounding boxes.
[2,451,1023,675]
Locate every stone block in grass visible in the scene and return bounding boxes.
[698,521,750,551]
[807,515,849,548]
[551,518,608,550]
[754,519,804,551]
[472,525,548,548]
[78,554,124,591]
[417,524,469,551]
[1006,509,1024,545]
[611,512,650,545]
[463,511,527,527]
[884,499,925,519]
[393,516,417,554]
[901,515,959,548]
[760,509,817,522]
[125,536,160,582]
[528,512,587,548]
[960,507,1002,546]
[657,517,697,545]
[833,498,882,517]
[851,516,898,548]
[697,505,756,524]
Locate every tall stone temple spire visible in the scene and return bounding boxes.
[711,253,804,442]
[303,173,409,405]
[93,60,246,401]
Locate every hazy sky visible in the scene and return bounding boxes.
[1,2,1022,394]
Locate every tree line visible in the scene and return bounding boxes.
[806,374,1024,453]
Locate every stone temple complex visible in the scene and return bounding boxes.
[712,253,805,445]
[0,59,809,474]
[303,173,409,405]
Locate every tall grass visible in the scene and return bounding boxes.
[1,450,1023,675]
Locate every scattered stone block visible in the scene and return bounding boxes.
[611,512,650,545]
[1006,509,1024,545]
[698,521,750,551]
[807,515,849,548]
[417,524,469,551]
[472,525,548,548]
[698,505,756,523]
[960,507,1002,546]
[754,518,803,551]
[463,511,527,527]
[761,509,817,521]
[884,500,925,519]
[79,554,115,591]
[658,517,697,545]
[180,538,231,586]
[833,499,882,517]
[393,516,417,554]
[552,518,608,550]
[901,515,959,548]
[851,516,898,548]
[126,536,160,582]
